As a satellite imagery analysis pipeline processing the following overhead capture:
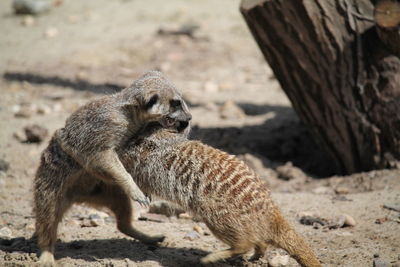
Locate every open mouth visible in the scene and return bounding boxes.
[165,117,175,127]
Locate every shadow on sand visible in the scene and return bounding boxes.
[0,236,248,267]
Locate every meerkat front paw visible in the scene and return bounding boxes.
[38,251,55,267]
[142,234,166,245]
[131,188,150,206]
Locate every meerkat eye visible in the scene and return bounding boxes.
[170,99,181,108]
[145,94,159,109]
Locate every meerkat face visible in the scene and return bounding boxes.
[142,88,191,134]
[129,70,192,134]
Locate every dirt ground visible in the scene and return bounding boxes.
[0,0,399,266]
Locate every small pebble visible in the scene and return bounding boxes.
[183,231,200,241]
[299,215,326,226]
[312,186,334,195]
[44,27,59,38]
[193,225,204,235]
[88,214,104,227]
[13,0,51,15]
[37,105,51,115]
[383,203,400,212]
[328,215,346,229]
[343,214,356,227]
[269,254,289,267]
[178,212,192,220]
[21,15,35,26]
[0,226,13,238]
[0,159,10,173]
[24,124,48,143]
[14,105,33,118]
[276,162,308,181]
[203,81,219,93]
[219,100,245,120]
[335,186,350,194]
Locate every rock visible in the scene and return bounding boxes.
[0,226,12,238]
[88,214,104,227]
[343,214,356,227]
[14,104,33,118]
[44,27,59,38]
[13,0,51,15]
[269,254,289,267]
[373,258,389,267]
[193,225,204,235]
[37,104,51,115]
[0,159,10,173]
[328,215,346,229]
[13,131,26,142]
[148,200,185,217]
[24,124,48,143]
[299,215,327,226]
[21,15,35,26]
[219,100,246,120]
[178,212,192,220]
[26,223,35,231]
[326,214,355,229]
[80,219,92,227]
[157,22,200,38]
[52,103,63,112]
[204,81,219,93]
[183,231,200,241]
[335,186,350,194]
[375,217,388,224]
[383,203,400,212]
[276,162,308,181]
[312,186,335,195]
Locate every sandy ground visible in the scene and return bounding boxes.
[0,0,399,266]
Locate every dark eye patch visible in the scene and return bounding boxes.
[170,99,181,108]
[146,94,159,109]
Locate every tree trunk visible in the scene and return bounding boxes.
[241,0,400,174]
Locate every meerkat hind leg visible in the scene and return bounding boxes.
[249,242,269,261]
[90,185,165,245]
[36,198,72,267]
[200,246,251,264]
[88,150,149,206]
[38,251,55,267]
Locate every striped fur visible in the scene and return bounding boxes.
[115,128,323,267]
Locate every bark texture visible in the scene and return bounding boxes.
[241,0,400,174]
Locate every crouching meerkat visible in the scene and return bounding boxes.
[33,71,192,266]
[40,124,322,267]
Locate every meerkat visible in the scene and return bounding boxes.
[35,124,322,267]
[119,126,322,267]
[57,70,191,207]
[34,71,192,266]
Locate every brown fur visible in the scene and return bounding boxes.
[33,71,191,266]
[34,125,322,266]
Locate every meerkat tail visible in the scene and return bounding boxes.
[270,212,322,267]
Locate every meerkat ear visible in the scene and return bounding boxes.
[145,94,159,110]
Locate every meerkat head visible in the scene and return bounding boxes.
[129,71,192,135]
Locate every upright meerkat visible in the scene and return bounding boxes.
[35,124,322,267]
[34,71,192,266]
